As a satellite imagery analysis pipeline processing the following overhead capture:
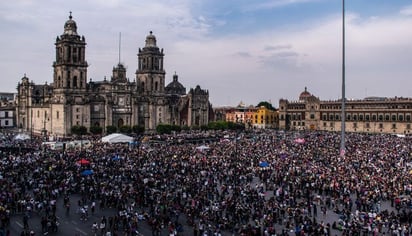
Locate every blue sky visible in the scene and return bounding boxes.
[1,0,412,106]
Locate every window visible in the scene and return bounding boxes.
[353,123,357,128]
[37,110,40,118]
[56,111,59,119]
[379,123,383,129]
[406,115,411,122]
[392,115,397,121]
[407,124,411,129]
[329,114,334,120]
[323,122,327,127]
[365,115,370,121]
[347,114,351,121]
[310,114,315,119]
[365,123,370,128]
[76,108,80,112]
[335,115,339,120]
[353,115,357,121]
[76,115,79,119]
[5,120,9,126]
[280,115,284,120]
[392,123,396,129]
[399,115,403,121]
[4,112,8,118]
[385,115,390,121]
[359,115,363,121]
[378,115,383,121]
[323,114,327,120]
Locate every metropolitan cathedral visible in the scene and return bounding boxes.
[16,13,212,137]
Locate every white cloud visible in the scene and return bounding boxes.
[243,0,322,12]
[1,0,412,107]
[400,5,412,16]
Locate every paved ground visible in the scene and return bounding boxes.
[5,188,398,236]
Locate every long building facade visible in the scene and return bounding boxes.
[16,14,212,137]
[279,87,412,135]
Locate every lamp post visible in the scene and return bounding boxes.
[42,118,49,141]
[340,0,346,156]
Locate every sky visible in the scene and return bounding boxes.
[1,0,412,107]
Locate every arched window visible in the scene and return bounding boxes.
[385,115,390,121]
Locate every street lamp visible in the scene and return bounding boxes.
[340,0,346,156]
[42,118,49,141]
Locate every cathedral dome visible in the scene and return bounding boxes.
[299,87,311,100]
[64,12,78,35]
[145,31,157,47]
[165,73,186,95]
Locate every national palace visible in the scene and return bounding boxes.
[14,14,212,137]
[278,87,412,135]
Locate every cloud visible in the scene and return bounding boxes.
[1,0,412,107]
[264,45,292,51]
[243,0,321,12]
[234,52,252,58]
[400,5,412,16]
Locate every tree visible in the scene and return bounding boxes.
[119,125,132,134]
[89,126,103,135]
[132,125,145,134]
[257,101,276,110]
[208,121,228,130]
[71,125,87,136]
[156,124,172,134]
[106,125,117,134]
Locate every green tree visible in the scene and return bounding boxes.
[89,126,103,135]
[257,101,276,110]
[71,125,88,136]
[106,125,117,134]
[208,121,228,130]
[119,125,132,134]
[132,125,145,134]
[156,124,172,134]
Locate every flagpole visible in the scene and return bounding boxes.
[340,0,346,156]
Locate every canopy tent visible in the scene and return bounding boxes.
[14,133,31,141]
[196,145,210,152]
[259,161,269,168]
[77,158,90,165]
[81,169,93,176]
[101,133,133,144]
[294,138,306,144]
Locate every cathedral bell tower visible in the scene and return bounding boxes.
[136,31,165,94]
[53,12,88,92]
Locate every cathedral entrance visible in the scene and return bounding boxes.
[117,118,124,128]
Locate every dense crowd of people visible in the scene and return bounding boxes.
[0,129,412,235]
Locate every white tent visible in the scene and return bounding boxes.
[196,145,210,152]
[14,133,31,141]
[101,133,133,144]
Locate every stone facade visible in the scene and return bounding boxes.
[16,14,212,137]
[279,87,412,135]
